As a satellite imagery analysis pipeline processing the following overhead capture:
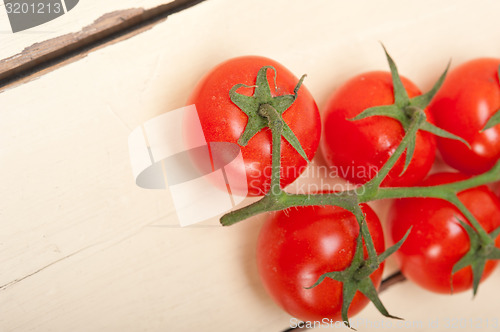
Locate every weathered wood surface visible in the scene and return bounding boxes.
[1,1,500,331]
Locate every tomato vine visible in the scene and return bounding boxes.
[219,47,500,327]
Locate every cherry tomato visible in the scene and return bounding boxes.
[256,203,384,321]
[429,58,500,174]
[186,56,321,196]
[388,172,500,294]
[320,71,436,187]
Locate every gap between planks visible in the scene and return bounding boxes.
[0,0,206,92]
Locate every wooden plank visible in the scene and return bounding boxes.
[0,0,176,59]
[0,0,205,86]
[1,0,500,331]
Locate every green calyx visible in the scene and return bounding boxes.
[350,45,470,175]
[306,206,411,329]
[229,66,309,162]
[452,219,500,296]
[480,64,500,131]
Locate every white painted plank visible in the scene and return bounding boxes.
[1,0,500,331]
[0,0,175,60]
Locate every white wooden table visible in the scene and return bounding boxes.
[1,1,500,331]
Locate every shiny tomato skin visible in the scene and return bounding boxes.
[186,56,321,196]
[429,58,500,174]
[320,71,436,187]
[388,172,500,294]
[257,204,384,322]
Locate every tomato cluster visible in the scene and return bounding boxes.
[187,54,500,324]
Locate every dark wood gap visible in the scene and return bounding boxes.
[0,0,206,91]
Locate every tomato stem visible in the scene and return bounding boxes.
[258,104,284,197]
[363,107,424,191]
[221,158,500,226]
[372,160,500,201]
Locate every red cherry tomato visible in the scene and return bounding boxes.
[186,56,321,196]
[429,58,500,174]
[256,203,384,321]
[388,172,500,294]
[321,71,436,187]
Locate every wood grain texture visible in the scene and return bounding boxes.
[0,0,176,59]
[1,0,500,331]
[0,8,147,81]
[0,0,205,87]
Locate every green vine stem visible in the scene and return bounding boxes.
[354,106,425,198]
[258,103,284,196]
[373,163,500,201]
[220,161,500,226]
